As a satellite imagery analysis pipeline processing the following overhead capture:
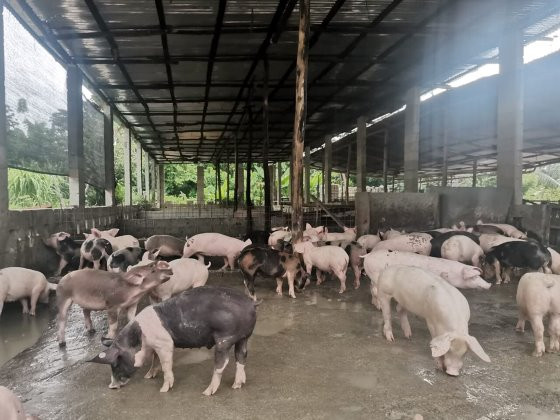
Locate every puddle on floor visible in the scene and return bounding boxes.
[0,301,52,367]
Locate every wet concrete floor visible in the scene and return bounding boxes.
[1,271,560,419]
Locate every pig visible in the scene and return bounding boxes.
[43,232,80,276]
[56,260,172,346]
[107,247,144,273]
[90,228,140,251]
[322,226,357,242]
[90,286,257,395]
[0,267,54,317]
[478,233,523,253]
[516,273,560,356]
[303,223,326,242]
[440,235,485,268]
[268,228,291,248]
[429,231,480,258]
[243,230,270,246]
[357,234,381,252]
[548,247,560,274]
[237,246,307,299]
[0,386,38,420]
[451,221,474,232]
[377,265,491,376]
[147,258,210,302]
[484,240,551,285]
[380,228,403,240]
[346,242,366,289]
[183,233,252,270]
[80,235,113,270]
[373,233,432,255]
[363,250,490,307]
[476,221,527,239]
[145,235,185,258]
[293,240,349,293]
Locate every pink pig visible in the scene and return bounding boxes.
[183,233,252,270]
[373,233,432,255]
[441,235,485,268]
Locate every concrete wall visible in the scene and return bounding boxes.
[0,206,139,274]
[357,192,440,234]
[429,187,512,227]
[510,204,553,244]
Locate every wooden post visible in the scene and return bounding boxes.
[442,95,449,187]
[226,151,230,205]
[345,143,351,202]
[158,164,165,208]
[233,137,239,212]
[404,86,420,192]
[356,117,366,192]
[304,146,311,204]
[262,56,272,232]
[216,161,222,203]
[276,162,282,206]
[324,136,332,203]
[135,142,142,198]
[67,65,85,207]
[103,104,115,206]
[472,159,478,187]
[290,0,310,241]
[0,3,8,213]
[144,150,150,200]
[197,165,205,205]
[246,86,253,233]
[123,128,132,205]
[383,129,389,192]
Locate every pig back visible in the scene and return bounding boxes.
[152,286,257,349]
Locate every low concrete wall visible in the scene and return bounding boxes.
[0,206,139,274]
[510,204,554,245]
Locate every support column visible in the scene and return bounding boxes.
[237,163,244,204]
[216,161,222,203]
[356,116,366,192]
[497,27,524,205]
[383,129,389,192]
[226,151,230,205]
[441,95,449,187]
[135,143,142,198]
[404,86,420,192]
[233,137,239,211]
[0,4,7,213]
[123,129,132,206]
[290,0,309,240]
[262,56,271,232]
[472,159,478,187]
[144,151,150,200]
[276,162,282,205]
[324,137,332,203]
[269,165,275,209]
[197,165,204,205]
[158,164,165,208]
[67,65,85,207]
[103,104,115,206]
[345,144,351,202]
[304,146,311,204]
[150,158,156,201]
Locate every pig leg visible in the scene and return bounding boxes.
[154,343,175,392]
[397,304,412,339]
[529,314,546,357]
[197,254,205,263]
[276,278,283,296]
[29,285,44,316]
[493,260,503,284]
[227,255,236,270]
[503,266,512,284]
[220,257,229,271]
[79,255,86,269]
[316,270,324,285]
[134,341,153,368]
[353,264,361,289]
[515,311,526,332]
[83,309,95,333]
[57,299,73,346]
[287,272,296,299]
[203,341,231,396]
[232,337,248,389]
[335,269,347,294]
[55,257,67,276]
[378,292,394,342]
[19,299,29,315]
[370,273,380,308]
[547,314,560,353]
[105,310,119,340]
[126,304,138,321]
[144,353,161,379]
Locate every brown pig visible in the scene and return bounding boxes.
[56,261,172,346]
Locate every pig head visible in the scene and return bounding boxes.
[430,332,491,376]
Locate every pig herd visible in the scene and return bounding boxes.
[1,219,560,416]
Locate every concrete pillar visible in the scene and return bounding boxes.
[324,137,332,203]
[404,86,420,192]
[472,159,478,187]
[382,129,389,192]
[150,158,156,201]
[103,104,115,206]
[67,65,85,207]
[144,151,150,200]
[269,164,275,207]
[276,162,282,205]
[237,163,244,204]
[135,143,142,198]
[197,165,204,205]
[158,164,165,208]
[441,95,449,187]
[497,27,524,205]
[123,129,132,206]
[356,116,366,192]
[0,4,7,213]
[304,146,311,204]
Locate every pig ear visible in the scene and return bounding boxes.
[89,348,119,365]
[122,268,145,286]
[464,335,491,362]
[473,267,483,275]
[430,333,452,358]
[91,228,102,238]
[107,228,119,237]
[305,223,312,230]
[155,260,170,270]
[58,232,70,241]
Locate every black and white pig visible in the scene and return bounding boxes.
[90,286,257,395]
[107,247,144,273]
[484,240,551,284]
[56,261,172,346]
[80,234,113,270]
[238,246,307,299]
[44,232,81,276]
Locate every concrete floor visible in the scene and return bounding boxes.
[1,271,560,420]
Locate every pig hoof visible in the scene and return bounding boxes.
[384,332,395,342]
[159,385,170,393]
[29,311,36,316]
[88,328,96,335]
[202,386,218,396]
[354,282,360,289]
[289,293,296,299]
[532,350,544,357]
[58,341,66,348]
[232,380,245,389]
